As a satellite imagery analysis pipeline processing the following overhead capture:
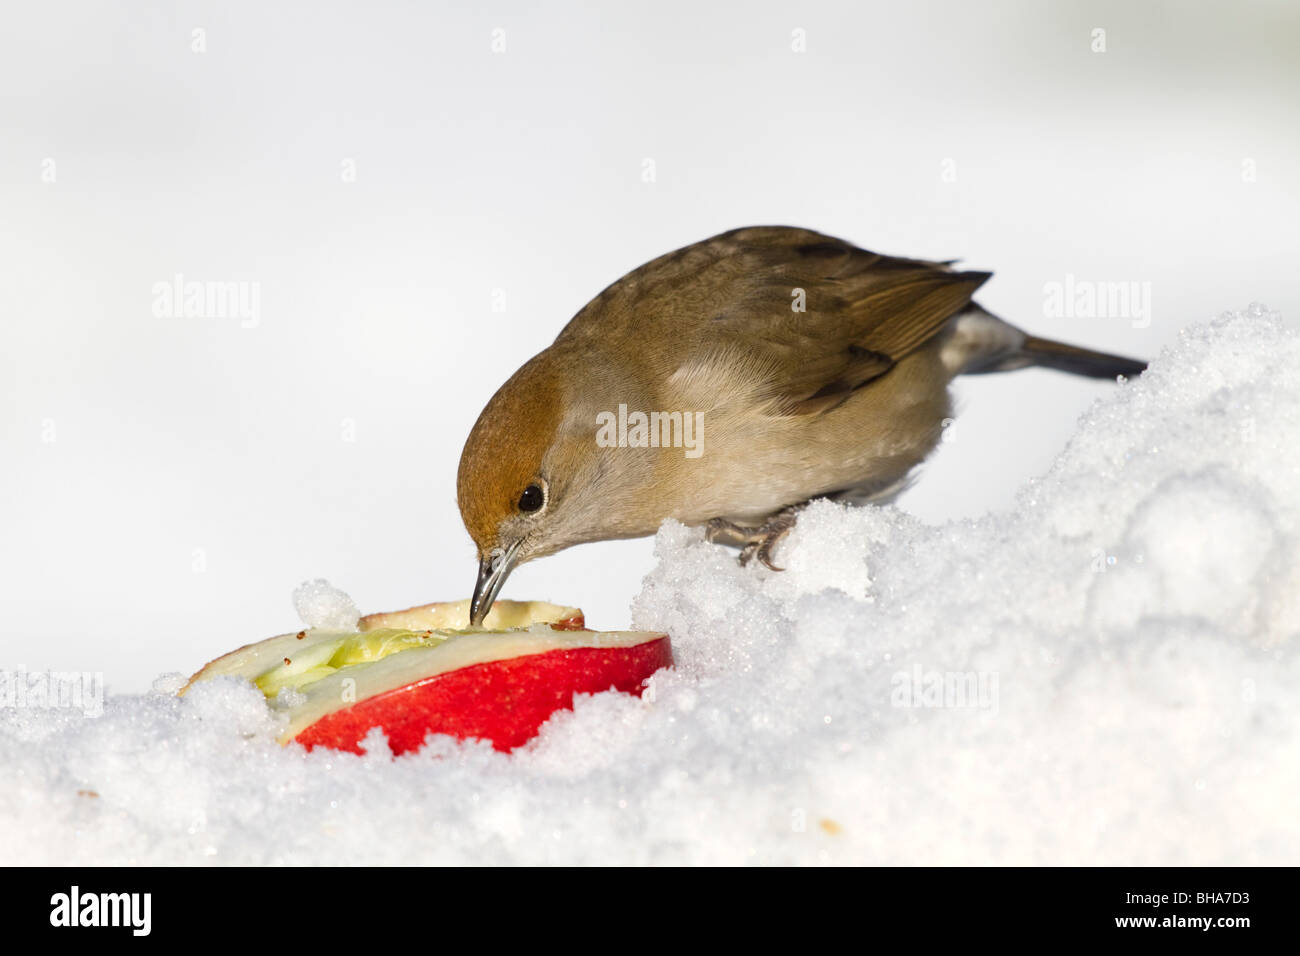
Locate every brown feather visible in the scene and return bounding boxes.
[556,226,988,417]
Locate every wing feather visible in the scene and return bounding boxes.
[555,226,991,416]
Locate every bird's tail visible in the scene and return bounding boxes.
[1017,334,1147,380]
[942,305,1147,381]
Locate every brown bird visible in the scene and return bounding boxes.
[458,226,1145,624]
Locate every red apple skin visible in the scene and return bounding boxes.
[292,634,673,754]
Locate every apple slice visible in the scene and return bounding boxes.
[182,598,585,692]
[181,599,672,754]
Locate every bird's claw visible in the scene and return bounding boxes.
[738,539,782,570]
[707,511,801,571]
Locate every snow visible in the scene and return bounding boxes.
[292,579,360,632]
[2,304,1298,865]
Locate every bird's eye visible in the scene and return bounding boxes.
[518,483,545,513]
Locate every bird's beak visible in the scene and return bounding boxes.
[470,539,522,626]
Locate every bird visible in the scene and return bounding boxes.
[457,226,1146,624]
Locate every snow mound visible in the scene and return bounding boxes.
[292,579,360,631]
[2,305,1297,865]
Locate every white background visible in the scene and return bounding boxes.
[2,0,1297,690]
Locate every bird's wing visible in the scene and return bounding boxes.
[557,226,991,416]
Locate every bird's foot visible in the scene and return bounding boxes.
[705,506,804,571]
[739,512,799,570]
[704,517,752,547]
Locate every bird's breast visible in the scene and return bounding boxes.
[649,340,955,527]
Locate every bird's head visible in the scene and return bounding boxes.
[457,354,652,625]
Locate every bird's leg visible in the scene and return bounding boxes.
[704,517,754,548]
[705,504,806,571]
[743,507,802,571]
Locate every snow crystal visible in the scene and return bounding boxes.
[292,579,360,631]
[2,305,1298,864]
